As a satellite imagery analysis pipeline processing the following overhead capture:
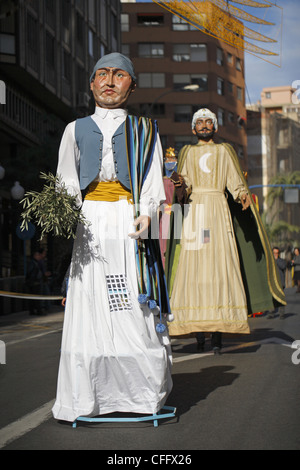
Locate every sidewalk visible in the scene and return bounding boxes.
[0,304,64,327]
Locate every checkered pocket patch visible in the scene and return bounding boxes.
[105,274,132,312]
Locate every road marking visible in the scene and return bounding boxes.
[173,337,294,363]
[0,400,55,449]
[4,328,63,347]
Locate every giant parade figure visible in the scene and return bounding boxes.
[165,108,286,353]
[52,53,172,423]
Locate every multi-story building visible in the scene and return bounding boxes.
[0,0,121,311]
[0,0,121,152]
[247,86,300,244]
[121,1,247,163]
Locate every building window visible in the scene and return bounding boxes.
[46,32,55,67]
[172,15,197,31]
[111,12,118,51]
[45,0,56,29]
[121,13,129,32]
[218,108,225,126]
[88,30,94,57]
[100,0,107,40]
[174,136,192,152]
[173,74,207,91]
[228,112,235,124]
[61,0,71,43]
[174,105,193,122]
[26,13,39,71]
[217,77,224,95]
[138,43,164,58]
[62,49,71,82]
[236,57,242,71]
[0,34,15,55]
[122,44,130,57]
[45,31,55,85]
[137,14,164,26]
[140,103,165,116]
[237,86,243,101]
[265,91,271,99]
[76,12,85,59]
[227,53,233,65]
[173,44,207,62]
[139,73,165,88]
[76,64,86,93]
[228,82,234,94]
[75,0,84,11]
[216,48,223,66]
[88,0,96,26]
[173,44,189,62]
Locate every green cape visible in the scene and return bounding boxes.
[165,143,286,314]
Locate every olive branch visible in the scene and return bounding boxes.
[20,172,88,240]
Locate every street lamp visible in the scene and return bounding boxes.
[11,181,25,201]
[181,84,199,92]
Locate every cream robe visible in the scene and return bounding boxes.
[169,142,250,336]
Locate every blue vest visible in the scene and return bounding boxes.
[75,116,130,190]
[76,114,171,316]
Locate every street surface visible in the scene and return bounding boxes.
[0,287,299,451]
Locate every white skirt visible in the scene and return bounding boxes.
[52,199,172,422]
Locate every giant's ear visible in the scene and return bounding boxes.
[130,81,137,94]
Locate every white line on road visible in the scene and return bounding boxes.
[0,400,55,449]
[5,328,62,347]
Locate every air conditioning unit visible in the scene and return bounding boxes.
[77,92,90,108]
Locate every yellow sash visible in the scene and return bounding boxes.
[85,181,133,203]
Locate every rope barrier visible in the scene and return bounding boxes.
[0,291,63,301]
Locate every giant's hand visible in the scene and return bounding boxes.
[128,215,151,239]
[241,193,251,211]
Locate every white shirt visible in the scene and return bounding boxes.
[56,107,166,216]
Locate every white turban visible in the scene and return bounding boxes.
[192,108,218,131]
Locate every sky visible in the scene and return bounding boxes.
[242,0,300,105]
[134,0,300,105]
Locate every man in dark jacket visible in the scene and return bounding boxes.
[25,250,44,315]
[267,247,286,319]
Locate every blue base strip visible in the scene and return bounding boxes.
[72,405,176,428]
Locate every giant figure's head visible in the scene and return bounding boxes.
[90,52,136,109]
[192,108,218,141]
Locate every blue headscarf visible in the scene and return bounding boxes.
[90,53,136,83]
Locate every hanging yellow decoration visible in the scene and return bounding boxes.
[152,0,282,65]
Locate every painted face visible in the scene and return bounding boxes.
[193,118,215,140]
[90,67,136,109]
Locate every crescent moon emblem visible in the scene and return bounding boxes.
[199,153,212,173]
